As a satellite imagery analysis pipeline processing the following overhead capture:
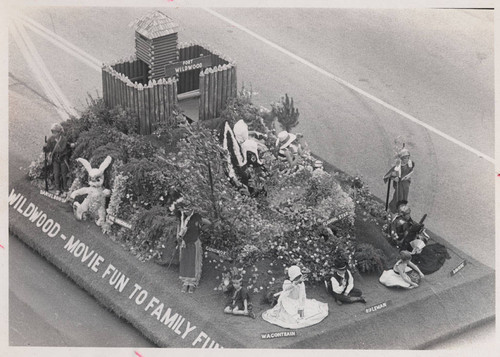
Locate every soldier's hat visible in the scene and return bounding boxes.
[398,148,410,158]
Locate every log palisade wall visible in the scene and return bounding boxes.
[199,64,237,121]
[102,59,178,135]
[102,44,238,133]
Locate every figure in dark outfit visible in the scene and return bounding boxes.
[172,194,212,294]
[409,230,451,275]
[43,123,70,196]
[325,257,366,305]
[176,209,203,293]
[223,275,256,319]
[390,204,416,249]
[384,148,415,213]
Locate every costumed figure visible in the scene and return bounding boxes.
[223,274,256,319]
[155,189,185,266]
[384,148,415,214]
[70,156,112,227]
[409,230,451,275]
[262,265,328,329]
[325,256,366,305]
[313,160,324,171]
[409,229,429,255]
[389,204,415,249]
[276,130,305,171]
[224,120,268,195]
[379,250,425,289]
[43,123,70,196]
[233,119,267,166]
[175,204,211,293]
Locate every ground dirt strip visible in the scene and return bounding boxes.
[8,175,494,349]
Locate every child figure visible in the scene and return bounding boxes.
[327,256,366,305]
[223,275,256,319]
[262,265,329,329]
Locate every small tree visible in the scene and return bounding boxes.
[272,94,300,132]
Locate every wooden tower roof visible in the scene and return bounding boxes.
[130,11,179,39]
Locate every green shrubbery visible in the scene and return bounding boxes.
[28,92,388,286]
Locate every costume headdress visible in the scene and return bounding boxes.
[51,123,64,133]
[287,265,302,281]
[276,131,297,150]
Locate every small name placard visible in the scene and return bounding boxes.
[450,260,467,276]
[261,331,297,339]
[365,300,391,314]
[164,55,213,77]
[40,189,68,203]
[108,215,132,229]
[205,246,229,257]
[326,211,350,225]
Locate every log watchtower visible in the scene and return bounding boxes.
[131,11,180,81]
[102,10,238,134]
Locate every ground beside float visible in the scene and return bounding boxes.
[9,162,494,349]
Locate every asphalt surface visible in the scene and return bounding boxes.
[6,6,495,350]
[9,233,155,347]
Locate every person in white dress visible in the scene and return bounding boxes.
[262,265,329,329]
[379,251,425,289]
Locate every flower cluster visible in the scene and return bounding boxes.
[27,93,389,292]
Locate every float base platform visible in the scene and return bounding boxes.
[8,167,495,349]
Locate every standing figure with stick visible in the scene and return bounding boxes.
[383,147,415,214]
[44,136,49,191]
[43,123,70,197]
[167,191,212,294]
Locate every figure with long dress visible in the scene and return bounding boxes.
[379,251,425,289]
[262,265,328,329]
[174,201,211,293]
[384,148,415,214]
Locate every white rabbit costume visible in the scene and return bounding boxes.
[70,156,112,226]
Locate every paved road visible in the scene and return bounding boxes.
[9,233,155,347]
[7,6,495,350]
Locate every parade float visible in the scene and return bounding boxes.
[15,10,495,349]
[27,10,392,298]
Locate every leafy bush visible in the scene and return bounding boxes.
[70,125,122,162]
[27,153,52,189]
[27,92,392,290]
[109,105,139,135]
[353,243,387,273]
[120,205,178,261]
[271,93,299,132]
[220,86,269,133]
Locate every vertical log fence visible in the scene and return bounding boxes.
[199,62,237,121]
[103,44,238,130]
[102,57,178,135]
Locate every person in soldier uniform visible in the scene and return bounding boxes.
[384,148,415,213]
[390,204,416,249]
[43,123,70,196]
